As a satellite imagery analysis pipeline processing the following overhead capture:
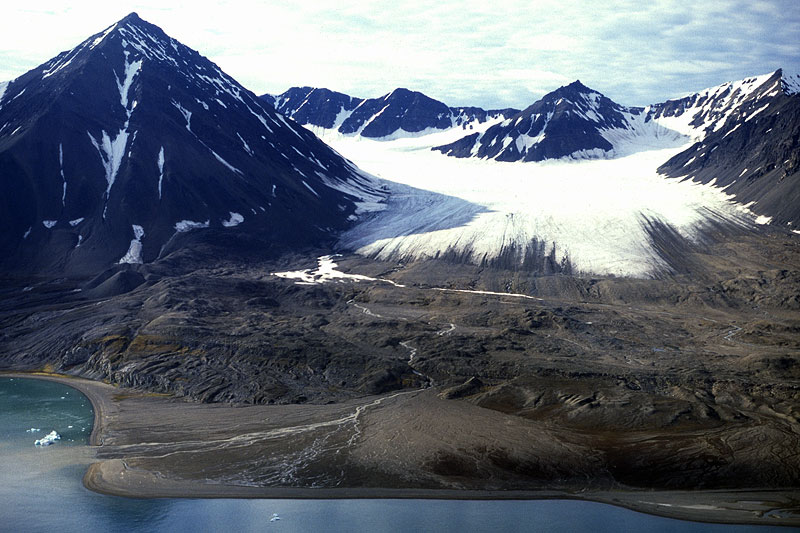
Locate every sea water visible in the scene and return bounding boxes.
[0,377,790,533]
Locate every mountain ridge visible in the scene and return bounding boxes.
[263,86,519,140]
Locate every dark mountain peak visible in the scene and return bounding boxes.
[564,79,589,91]
[435,79,629,162]
[0,15,379,275]
[120,11,142,23]
[548,80,605,104]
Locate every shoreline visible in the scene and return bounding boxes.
[2,371,798,527]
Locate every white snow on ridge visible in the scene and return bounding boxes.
[119,224,145,264]
[324,131,755,278]
[650,71,775,140]
[781,67,800,95]
[0,81,8,105]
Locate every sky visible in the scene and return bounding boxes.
[1,1,798,109]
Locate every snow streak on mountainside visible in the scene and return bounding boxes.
[266,87,518,141]
[0,13,383,274]
[318,129,757,278]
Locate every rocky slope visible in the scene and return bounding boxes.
[657,69,800,227]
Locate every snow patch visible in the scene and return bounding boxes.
[172,100,192,131]
[210,150,243,176]
[754,215,773,225]
[69,218,84,227]
[274,255,405,287]
[222,212,244,227]
[114,52,142,108]
[59,143,66,206]
[301,181,319,197]
[175,220,210,232]
[157,146,165,199]
[42,220,57,229]
[23,226,31,239]
[118,224,145,264]
[237,133,254,156]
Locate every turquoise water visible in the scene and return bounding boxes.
[0,377,791,532]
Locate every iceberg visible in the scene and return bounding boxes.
[34,430,61,446]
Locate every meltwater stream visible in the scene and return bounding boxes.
[0,377,789,533]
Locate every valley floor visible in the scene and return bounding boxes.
[4,372,798,527]
[1,225,799,527]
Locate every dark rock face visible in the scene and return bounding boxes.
[0,13,379,276]
[265,87,518,138]
[657,70,800,226]
[434,81,635,162]
[272,87,363,129]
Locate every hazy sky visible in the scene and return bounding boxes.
[1,1,798,109]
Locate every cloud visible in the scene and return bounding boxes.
[2,1,799,109]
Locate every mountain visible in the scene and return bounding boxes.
[432,80,642,162]
[0,13,381,275]
[264,87,518,139]
[656,69,800,226]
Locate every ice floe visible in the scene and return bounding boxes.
[34,430,61,446]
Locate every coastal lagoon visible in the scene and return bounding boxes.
[0,377,790,533]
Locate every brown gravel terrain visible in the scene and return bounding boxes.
[1,227,799,526]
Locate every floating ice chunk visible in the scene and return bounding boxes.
[26,428,41,433]
[175,219,210,232]
[222,212,244,227]
[34,430,61,446]
[270,514,280,522]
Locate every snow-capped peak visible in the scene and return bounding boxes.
[781,67,800,95]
